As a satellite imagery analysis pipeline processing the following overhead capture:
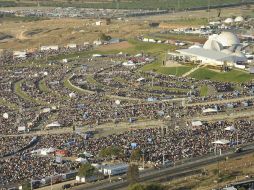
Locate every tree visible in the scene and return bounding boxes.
[127,164,139,184]
[99,33,111,41]
[99,146,123,159]
[130,148,142,161]
[128,183,145,190]
[146,183,166,190]
[78,163,95,178]
[22,181,31,190]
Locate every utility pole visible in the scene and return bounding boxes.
[142,152,145,169]
[208,0,211,22]
[162,152,165,166]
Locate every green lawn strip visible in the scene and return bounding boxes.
[190,68,254,83]
[157,66,193,76]
[63,74,95,95]
[0,98,19,110]
[12,0,249,10]
[145,85,189,93]
[38,78,70,100]
[14,79,48,105]
[149,32,206,43]
[200,85,208,96]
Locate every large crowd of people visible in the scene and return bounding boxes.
[1,48,254,189]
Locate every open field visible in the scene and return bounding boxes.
[0,0,253,10]
[190,68,254,83]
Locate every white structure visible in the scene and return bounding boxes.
[175,31,247,67]
[216,32,240,47]
[40,45,59,51]
[234,16,244,22]
[212,139,230,145]
[67,43,77,48]
[45,121,61,129]
[93,40,102,46]
[224,18,234,24]
[102,163,129,176]
[95,21,103,26]
[13,51,27,58]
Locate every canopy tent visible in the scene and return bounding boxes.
[202,108,218,113]
[83,151,93,158]
[212,139,230,145]
[224,126,236,131]
[136,77,146,82]
[191,120,202,127]
[75,157,88,163]
[46,121,61,128]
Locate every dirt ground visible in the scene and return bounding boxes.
[0,5,252,50]
[0,18,150,50]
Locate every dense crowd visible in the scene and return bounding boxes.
[1,119,253,187]
[1,50,254,188]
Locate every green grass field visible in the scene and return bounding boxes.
[1,0,251,10]
[190,68,254,83]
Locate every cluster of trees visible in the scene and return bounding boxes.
[128,183,167,190]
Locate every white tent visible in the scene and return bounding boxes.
[92,54,102,57]
[202,108,218,113]
[191,120,202,127]
[212,139,230,145]
[69,92,76,98]
[136,77,145,82]
[122,61,136,67]
[3,113,9,119]
[83,151,93,158]
[224,126,235,131]
[76,157,88,163]
[41,147,55,155]
[46,121,61,128]
[222,187,237,190]
[18,126,26,132]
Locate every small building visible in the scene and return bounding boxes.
[67,43,77,49]
[40,45,59,51]
[93,40,102,46]
[13,51,27,58]
[95,21,103,26]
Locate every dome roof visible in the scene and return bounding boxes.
[235,16,244,22]
[221,49,233,55]
[203,39,222,51]
[216,32,240,47]
[224,18,234,23]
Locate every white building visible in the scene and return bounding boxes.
[67,43,77,48]
[40,45,59,51]
[174,31,247,67]
[13,51,27,58]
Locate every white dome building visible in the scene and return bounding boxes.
[224,18,234,24]
[203,39,222,51]
[216,32,240,47]
[234,16,244,22]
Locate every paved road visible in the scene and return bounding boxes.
[71,144,254,190]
